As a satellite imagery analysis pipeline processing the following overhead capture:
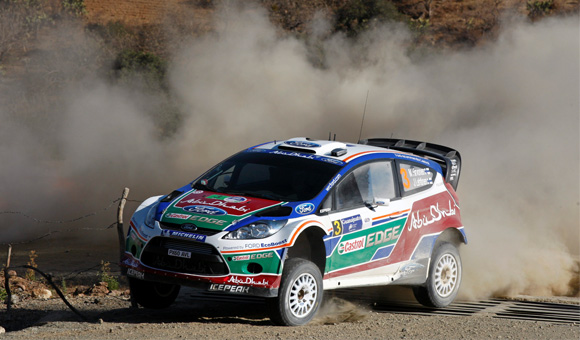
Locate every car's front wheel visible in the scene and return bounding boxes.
[267,258,323,326]
[413,242,462,308]
[129,278,180,309]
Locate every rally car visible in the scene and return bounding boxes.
[121,137,466,326]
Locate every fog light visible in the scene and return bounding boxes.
[247,263,263,274]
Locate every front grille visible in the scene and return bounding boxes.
[160,222,221,236]
[141,237,228,275]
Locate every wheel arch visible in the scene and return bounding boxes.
[285,225,327,276]
[434,227,467,250]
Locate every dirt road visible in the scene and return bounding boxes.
[2,285,578,340]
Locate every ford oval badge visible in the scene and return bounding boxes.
[183,205,227,216]
[180,223,198,232]
[295,203,315,215]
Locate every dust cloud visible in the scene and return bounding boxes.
[0,2,578,299]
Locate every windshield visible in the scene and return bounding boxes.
[193,151,342,202]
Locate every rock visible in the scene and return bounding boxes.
[88,282,110,297]
[73,285,90,296]
[0,326,5,334]
[109,289,123,297]
[32,288,52,300]
[15,283,27,291]
[10,294,20,304]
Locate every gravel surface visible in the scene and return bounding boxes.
[1,287,578,340]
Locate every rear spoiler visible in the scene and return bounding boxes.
[359,138,461,191]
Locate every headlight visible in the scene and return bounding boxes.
[144,201,161,229]
[223,220,287,240]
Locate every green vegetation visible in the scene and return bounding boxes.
[527,1,554,19]
[99,261,119,291]
[26,250,38,281]
[62,0,86,17]
[0,287,7,301]
[113,49,167,87]
[335,0,404,36]
[61,278,68,295]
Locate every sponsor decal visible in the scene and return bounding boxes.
[366,225,401,247]
[166,213,192,220]
[227,276,271,287]
[333,215,363,236]
[271,150,316,160]
[224,196,248,203]
[206,195,248,203]
[189,215,226,226]
[167,230,207,242]
[326,174,341,191]
[284,140,321,148]
[243,239,287,250]
[248,148,345,165]
[122,257,139,268]
[183,205,227,216]
[223,245,244,251]
[208,284,250,294]
[295,203,315,215]
[233,252,274,261]
[338,236,366,255]
[192,190,204,194]
[207,194,228,200]
[448,159,459,181]
[394,153,431,166]
[168,249,192,259]
[409,200,457,231]
[321,157,345,165]
[182,199,250,214]
[127,268,144,280]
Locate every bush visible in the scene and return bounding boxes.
[336,0,403,36]
[99,261,119,291]
[527,1,554,20]
[62,0,86,17]
[26,250,38,281]
[113,49,167,88]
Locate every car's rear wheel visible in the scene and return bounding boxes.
[129,278,180,309]
[267,258,323,326]
[413,242,461,308]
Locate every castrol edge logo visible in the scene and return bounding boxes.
[338,236,366,255]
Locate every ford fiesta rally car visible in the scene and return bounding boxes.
[121,137,465,326]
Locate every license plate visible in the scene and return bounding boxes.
[168,249,191,259]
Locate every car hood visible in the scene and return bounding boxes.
[160,189,282,231]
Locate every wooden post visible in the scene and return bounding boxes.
[117,188,130,264]
[5,244,11,269]
[4,244,12,312]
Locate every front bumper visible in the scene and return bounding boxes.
[120,251,281,298]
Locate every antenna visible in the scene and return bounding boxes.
[357,90,369,142]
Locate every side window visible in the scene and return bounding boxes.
[398,162,434,195]
[334,161,396,211]
[368,161,396,200]
[336,172,365,210]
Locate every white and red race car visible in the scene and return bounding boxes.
[121,137,465,326]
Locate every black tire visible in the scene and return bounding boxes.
[267,258,323,326]
[129,278,180,309]
[413,242,462,308]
